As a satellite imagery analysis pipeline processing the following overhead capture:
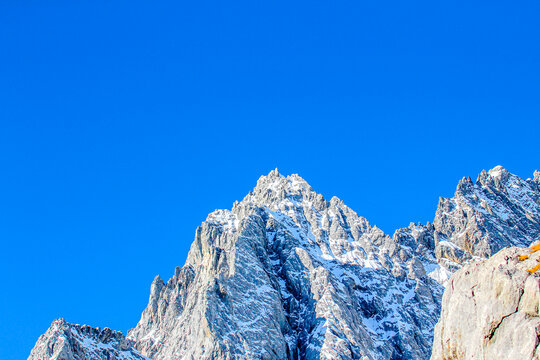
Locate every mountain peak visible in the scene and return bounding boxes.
[251,171,314,203]
[488,165,509,179]
[475,165,512,186]
[253,169,284,190]
[266,167,282,179]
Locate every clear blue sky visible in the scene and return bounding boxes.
[1,1,539,359]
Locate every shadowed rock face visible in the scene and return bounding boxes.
[28,319,149,360]
[431,247,540,360]
[28,166,540,360]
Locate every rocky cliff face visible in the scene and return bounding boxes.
[28,319,149,360]
[431,246,540,360]
[128,170,443,360]
[29,166,540,360]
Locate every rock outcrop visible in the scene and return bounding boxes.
[431,246,540,360]
[28,319,149,360]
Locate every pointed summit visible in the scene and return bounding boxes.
[152,274,164,286]
[488,165,509,178]
[456,176,474,192]
[486,165,513,184]
[255,168,284,185]
[476,166,511,186]
[252,170,313,200]
[269,167,280,177]
[476,169,489,184]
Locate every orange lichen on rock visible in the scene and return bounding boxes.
[518,243,540,274]
[528,262,540,274]
[529,243,540,254]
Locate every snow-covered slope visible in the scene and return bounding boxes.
[28,319,149,360]
[28,166,540,360]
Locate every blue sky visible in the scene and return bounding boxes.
[1,1,539,358]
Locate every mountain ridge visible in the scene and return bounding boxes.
[29,166,540,360]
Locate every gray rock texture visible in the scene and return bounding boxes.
[28,319,149,360]
[431,246,540,360]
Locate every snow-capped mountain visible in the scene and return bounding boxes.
[28,166,540,360]
[28,319,149,360]
[128,170,443,360]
